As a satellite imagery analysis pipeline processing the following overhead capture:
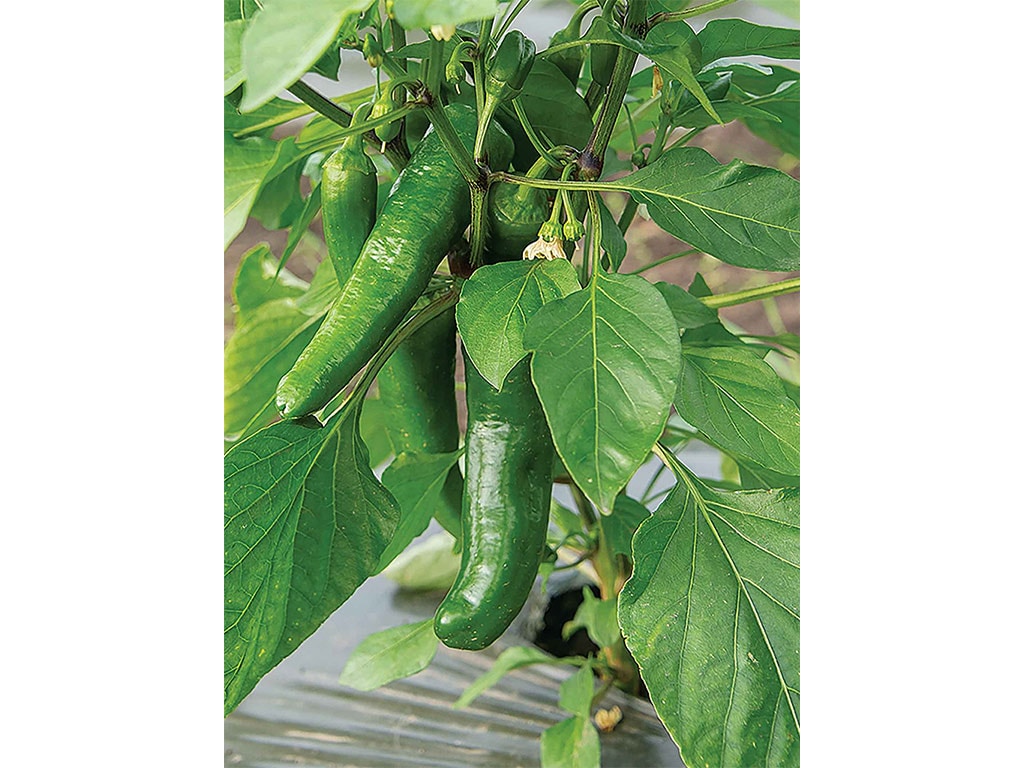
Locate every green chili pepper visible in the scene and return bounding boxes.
[276,104,514,418]
[321,104,377,284]
[434,354,554,650]
[485,182,551,262]
[376,306,463,539]
[485,30,536,104]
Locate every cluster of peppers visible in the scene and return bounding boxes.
[275,34,557,651]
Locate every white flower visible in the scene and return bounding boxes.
[430,24,456,41]
[523,236,566,261]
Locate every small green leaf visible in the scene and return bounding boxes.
[602,494,651,557]
[378,450,464,572]
[618,463,799,767]
[225,20,247,94]
[457,259,581,391]
[278,184,323,270]
[645,21,722,125]
[224,404,402,714]
[616,147,799,271]
[391,0,498,30]
[240,0,374,112]
[676,345,800,475]
[563,590,620,650]
[558,661,595,718]
[743,80,800,157]
[541,716,601,768]
[697,19,800,66]
[523,270,681,513]
[454,646,579,709]
[337,619,439,691]
[654,281,718,330]
[231,244,308,322]
[596,196,626,271]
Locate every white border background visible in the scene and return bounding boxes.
[2,1,1022,765]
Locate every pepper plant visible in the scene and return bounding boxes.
[224,0,800,765]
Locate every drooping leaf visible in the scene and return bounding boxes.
[524,270,681,513]
[337,619,439,691]
[644,21,722,125]
[224,135,278,248]
[391,0,498,30]
[454,646,580,709]
[225,20,247,94]
[619,462,800,767]
[377,450,463,572]
[458,259,581,391]
[615,147,799,271]
[278,184,323,271]
[602,494,651,557]
[558,661,595,718]
[224,407,402,713]
[743,80,800,157]
[239,0,374,112]
[676,345,800,475]
[249,160,305,230]
[697,19,800,66]
[542,716,600,768]
[654,281,718,330]
[225,260,339,441]
[231,244,308,322]
[563,589,620,649]
[596,196,627,271]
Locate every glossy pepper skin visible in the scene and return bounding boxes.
[485,30,536,103]
[376,306,463,539]
[434,354,554,651]
[485,183,551,262]
[276,104,514,418]
[321,131,377,284]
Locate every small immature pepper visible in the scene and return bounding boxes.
[485,30,536,104]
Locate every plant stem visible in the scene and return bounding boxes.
[624,248,700,274]
[649,0,738,24]
[495,0,530,41]
[287,80,410,168]
[427,37,445,97]
[701,277,800,309]
[509,99,559,165]
[421,98,482,185]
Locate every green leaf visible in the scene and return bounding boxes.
[224,300,323,441]
[673,99,781,130]
[618,464,800,767]
[697,19,800,66]
[563,590,620,650]
[383,531,461,591]
[225,260,339,441]
[676,345,800,475]
[743,80,800,157]
[225,20,247,94]
[751,0,800,20]
[225,0,260,22]
[654,281,718,330]
[391,0,498,30]
[378,450,464,572]
[454,646,578,709]
[224,407,402,714]
[457,259,581,391]
[225,96,306,137]
[239,0,374,112]
[644,22,722,125]
[602,494,651,557]
[250,160,305,230]
[500,59,594,171]
[596,196,626,271]
[359,393,396,469]
[337,619,439,691]
[713,63,798,97]
[224,135,278,248]
[231,244,308,322]
[541,716,601,768]
[558,661,595,718]
[616,147,799,271]
[279,184,323,270]
[523,270,681,513]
